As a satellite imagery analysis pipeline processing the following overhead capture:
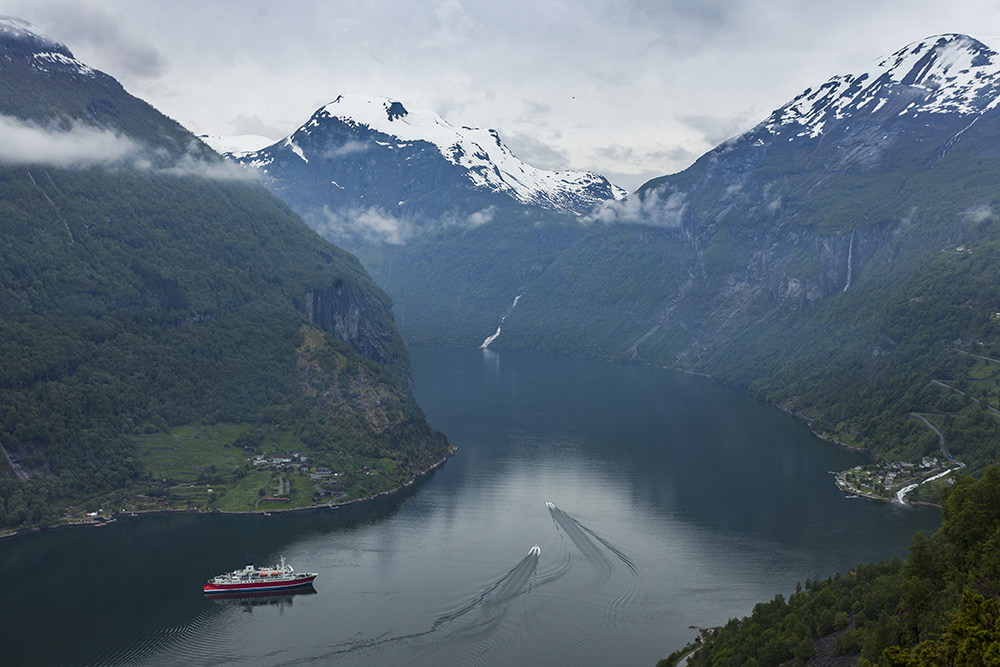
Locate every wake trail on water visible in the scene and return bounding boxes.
[546,502,641,630]
[82,604,234,667]
[432,545,540,629]
[295,545,543,665]
[546,502,613,589]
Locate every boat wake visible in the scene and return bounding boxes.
[301,545,543,664]
[547,503,636,580]
[432,544,541,630]
[546,501,640,629]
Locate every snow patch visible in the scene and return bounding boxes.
[198,133,275,156]
[262,94,626,212]
[766,34,1000,137]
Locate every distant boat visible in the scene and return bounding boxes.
[203,556,317,594]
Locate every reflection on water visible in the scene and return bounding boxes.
[207,587,316,609]
[0,346,942,667]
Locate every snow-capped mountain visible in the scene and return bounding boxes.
[637,33,1000,208]
[233,94,625,227]
[765,34,1000,140]
[0,15,95,78]
[600,32,1000,352]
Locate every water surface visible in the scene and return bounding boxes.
[0,346,941,665]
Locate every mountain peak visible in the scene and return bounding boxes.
[385,100,408,121]
[319,94,426,133]
[0,15,93,77]
[239,93,626,218]
[876,34,993,88]
[764,33,1000,140]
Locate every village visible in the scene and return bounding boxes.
[249,451,378,505]
[833,456,961,504]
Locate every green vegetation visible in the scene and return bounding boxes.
[659,465,1000,666]
[329,102,1000,495]
[0,39,450,531]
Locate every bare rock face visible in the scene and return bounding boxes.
[304,282,410,384]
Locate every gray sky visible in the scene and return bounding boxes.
[4,0,1000,191]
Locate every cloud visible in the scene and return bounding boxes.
[305,203,497,247]
[0,114,141,166]
[961,204,994,224]
[312,205,415,246]
[0,115,261,183]
[501,130,570,171]
[591,143,699,192]
[466,206,496,227]
[681,112,762,147]
[229,113,286,139]
[13,0,165,78]
[158,151,261,181]
[586,185,687,227]
[319,140,371,160]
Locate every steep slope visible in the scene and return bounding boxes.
[224,93,624,342]
[0,18,450,530]
[493,34,1000,472]
[232,94,625,239]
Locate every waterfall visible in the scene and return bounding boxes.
[481,295,522,348]
[843,230,855,292]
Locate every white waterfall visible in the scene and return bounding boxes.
[843,230,855,292]
[481,295,522,348]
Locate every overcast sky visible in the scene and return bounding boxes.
[4,0,1000,191]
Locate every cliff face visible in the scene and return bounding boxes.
[303,281,411,385]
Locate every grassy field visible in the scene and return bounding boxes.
[130,422,432,513]
[214,471,274,511]
[134,423,255,483]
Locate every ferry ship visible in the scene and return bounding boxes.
[203,556,317,594]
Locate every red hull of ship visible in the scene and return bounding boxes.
[203,574,316,594]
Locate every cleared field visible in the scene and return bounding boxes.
[215,471,274,511]
[134,424,250,482]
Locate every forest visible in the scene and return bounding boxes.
[660,464,1000,666]
[0,164,449,531]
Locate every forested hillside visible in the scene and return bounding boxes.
[226,36,1000,483]
[659,465,1000,666]
[0,20,450,530]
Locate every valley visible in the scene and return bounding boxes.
[5,11,1000,666]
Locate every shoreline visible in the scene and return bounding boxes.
[638,356,949,510]
[0,447,456,540]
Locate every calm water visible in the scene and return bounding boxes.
[0,346,940,666]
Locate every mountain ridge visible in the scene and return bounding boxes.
[229,93,625,245]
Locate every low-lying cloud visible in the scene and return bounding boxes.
[308,204,499,247]
[320,140,371,160]
[586,186,688,228]
[313,205,415,246]
[961,203,994,224]
[465,206,495,227]
[0,114,141,166]
[0,114,260,181]
[158,150,261,181]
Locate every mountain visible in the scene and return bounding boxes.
[0,18,451,530]
[589,33,1000,353]
[213,34,1000,476]
[250,34,1000,475]
[493,34,1000,472]
[229,94,625,246]
[222,94,625,344]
